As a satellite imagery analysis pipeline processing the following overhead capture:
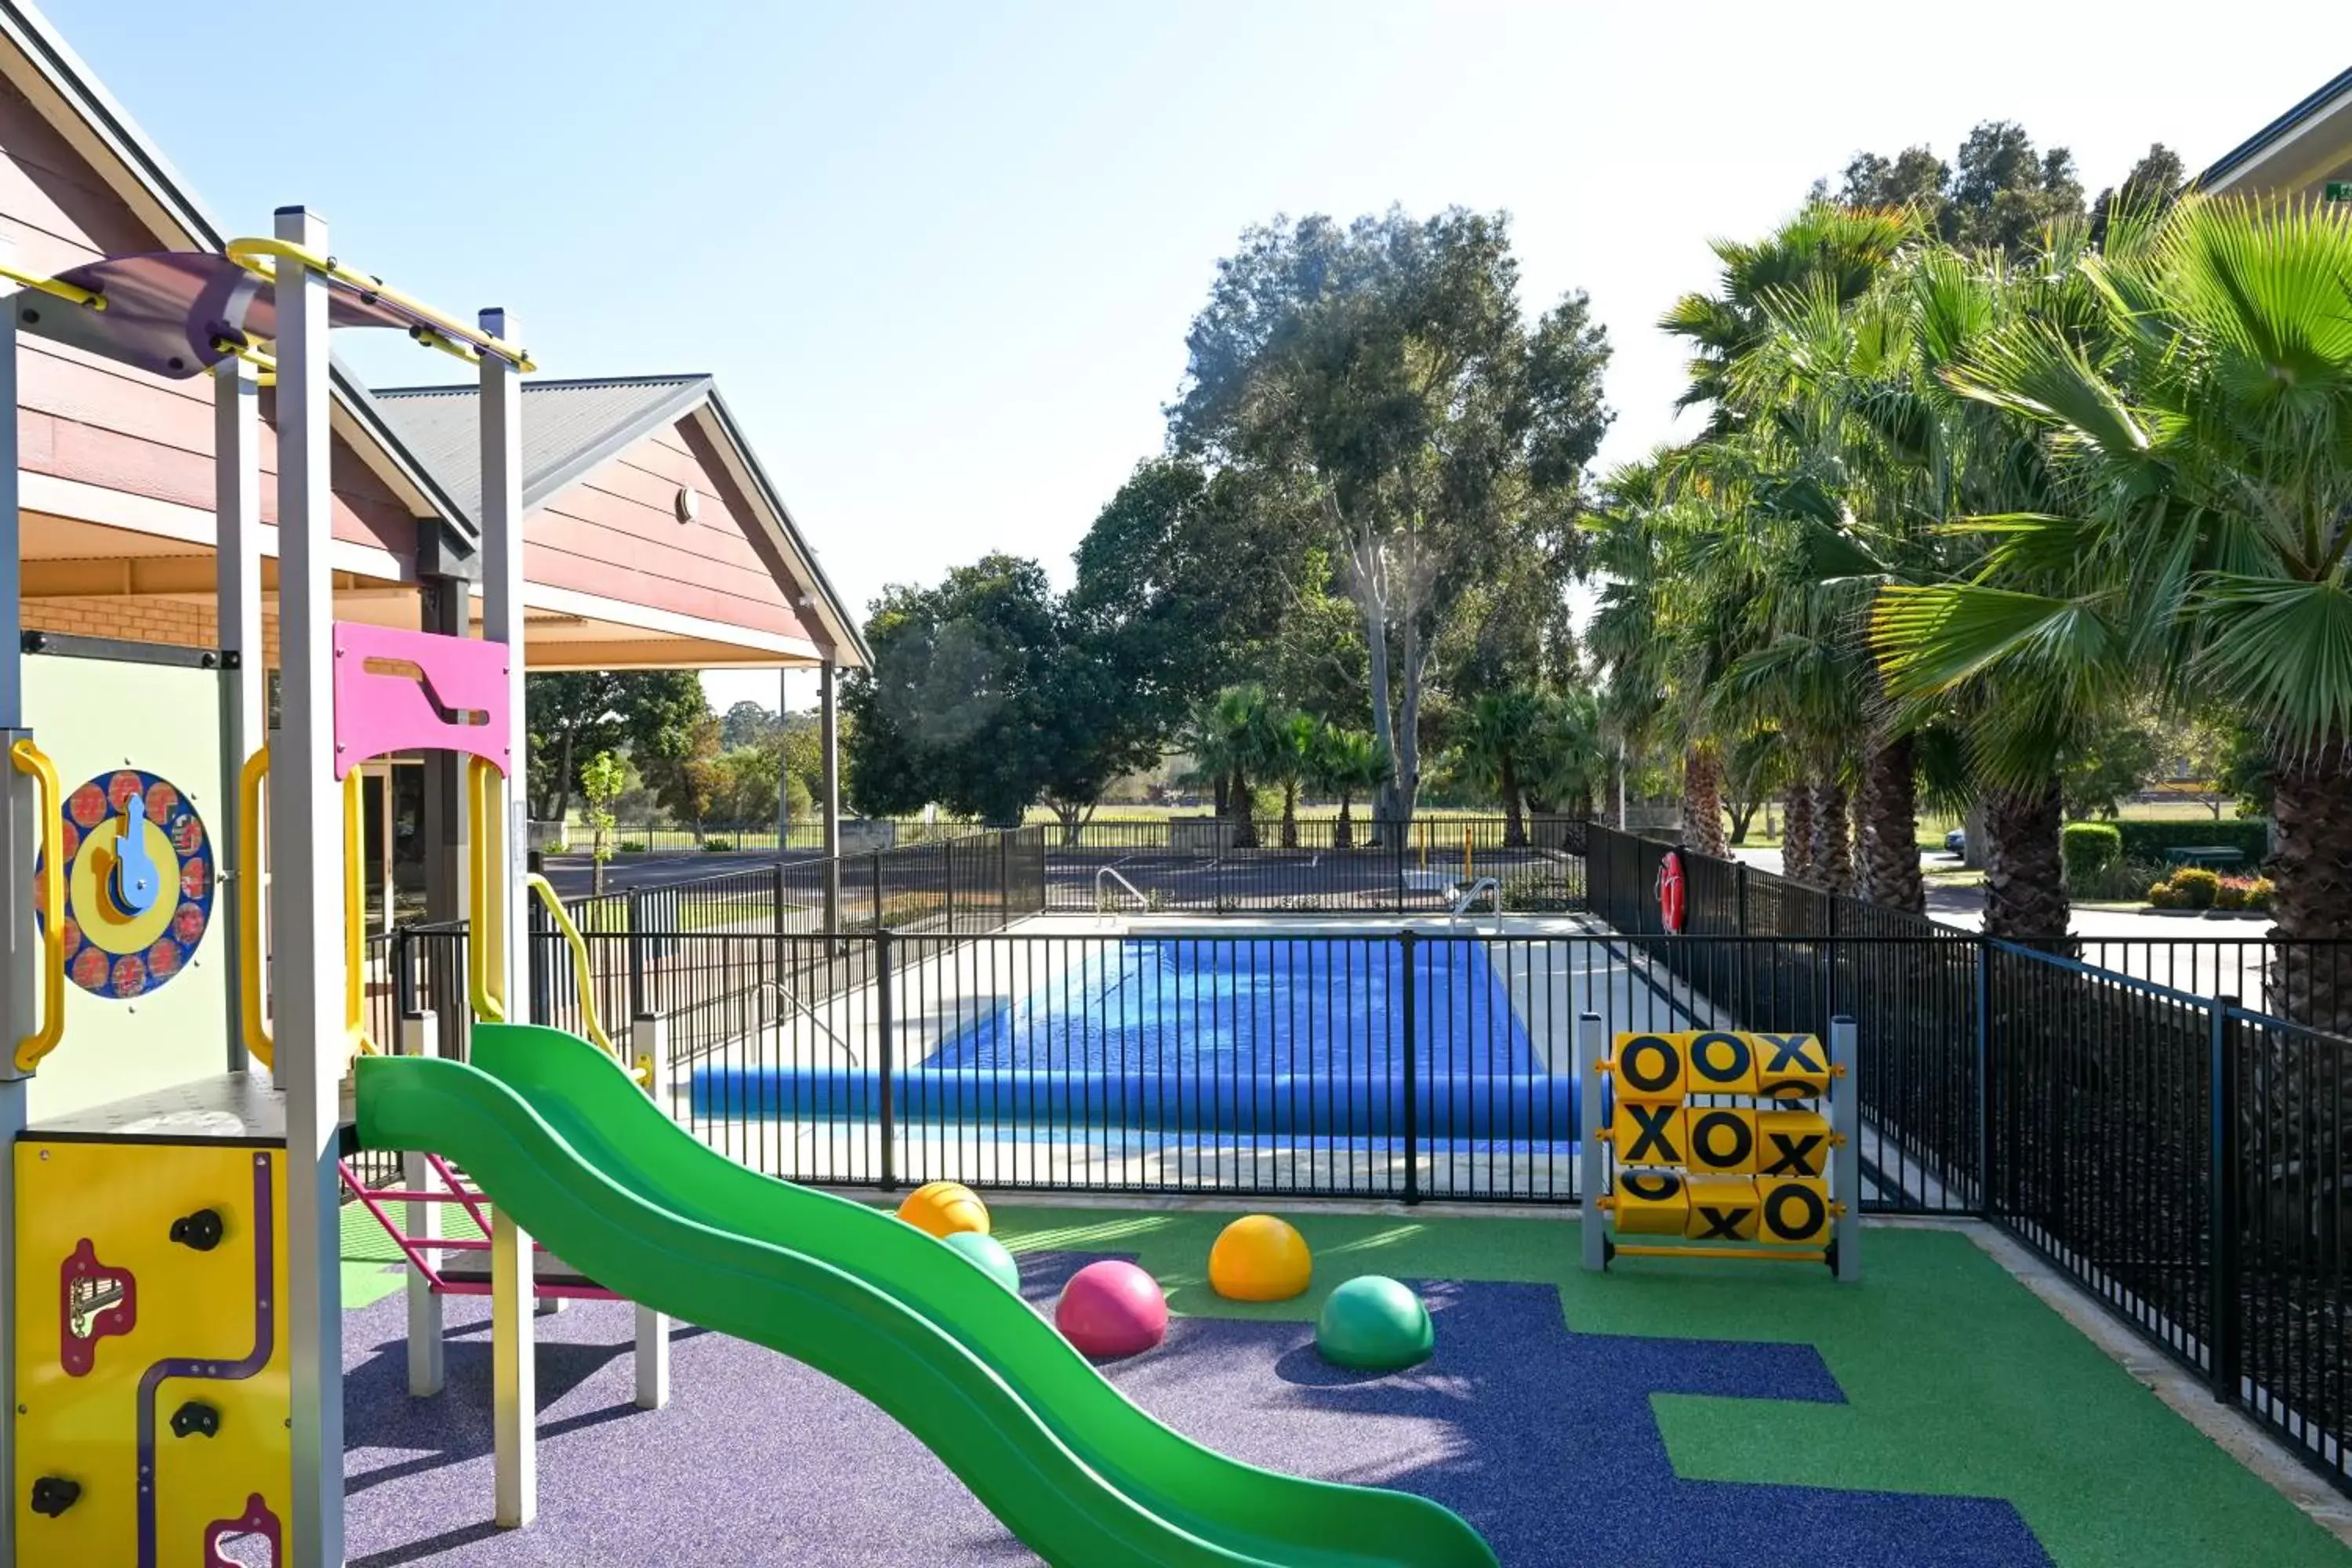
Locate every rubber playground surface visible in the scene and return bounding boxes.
[338,1207,2350,1567]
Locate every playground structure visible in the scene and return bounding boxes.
[0,218,1504,1568]
[1580,1022,1861,1278]
[0,210,556,1566]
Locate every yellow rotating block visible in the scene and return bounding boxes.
[1684,1031,1759,1095]
[1612,1171,1690,1236]
[1757,1109,1834,1178]
[1759,1177,1835,1244]
[1755,1033,1831,1100]
[1612,1033,1686,1102]
[1610,1101,1686,1167]
[1683,1177,1761,1241]
[1685,1108,1759,1174]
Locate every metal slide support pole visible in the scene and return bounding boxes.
[401,1011,445,1396]
[1579,1013,1606,1272]
[270,205,348,1568]
[0,303,29,1568]
[478,305,538,1526]
[216,358,262,1072]
[1830,1015,1860,1282]
[632,1010,671,1409]
[821,659,840,932]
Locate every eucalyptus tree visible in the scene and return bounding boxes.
[1171,207,1613,833]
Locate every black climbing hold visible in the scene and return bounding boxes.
[30,1476,79,1516]
[170,1401,220,1439]
[169,1209,223,1251]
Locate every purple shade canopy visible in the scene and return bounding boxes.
[15,252,425,379]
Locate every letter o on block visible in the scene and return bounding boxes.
[1759,1178,1832,1245]
[1686,1031,1758,1095]
[1686,1109,1758,1174]
[1613,1171,1690,1236]
[1615,1033,1685,1102]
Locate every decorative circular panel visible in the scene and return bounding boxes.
[36,769,215,1000]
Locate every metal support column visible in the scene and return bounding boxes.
[400,1011,445,1397]
[1578,1013,1606,1271]
[821,659,840,932]
[631,1016,670,1409]
[270,204,348,1568]
[777,666,791,854]
[0,302,31,1568]
[1830,1015,1861,1282]
[478,305,537,1527]
[216,358,263,1072]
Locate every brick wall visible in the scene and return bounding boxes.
[22,597,281,662]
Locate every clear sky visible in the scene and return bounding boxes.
[48,0,2330,713]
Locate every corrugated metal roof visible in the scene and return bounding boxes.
[372,374,713,518]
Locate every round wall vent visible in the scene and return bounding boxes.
[673,485,701,524]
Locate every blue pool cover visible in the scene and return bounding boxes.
[690,938,1580,1139]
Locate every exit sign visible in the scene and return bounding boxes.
[2329,180,2352,202]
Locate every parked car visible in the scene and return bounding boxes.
[1944,827,1966,856]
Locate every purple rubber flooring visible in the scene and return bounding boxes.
[343,1254,2049,1567]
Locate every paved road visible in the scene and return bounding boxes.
[537,850,825,899]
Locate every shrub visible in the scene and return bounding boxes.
[2060,822,2123,887]
[2074,855,2166,902]
[2213,877,2248,911]
[2169,867,2220,909]
[617,839,647,854]
[702,837,735,852]
[2111,818,2270,864]
[2244,877,2275,912]
[2148,880,2179,909]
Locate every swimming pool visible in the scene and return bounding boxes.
[689,933,1579,1140]
[930,938,1541,1076]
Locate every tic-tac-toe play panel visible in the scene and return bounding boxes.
[14,1076,293,1567]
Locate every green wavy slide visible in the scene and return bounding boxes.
[354,1023,1497,1568]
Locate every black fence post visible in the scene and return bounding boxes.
[1973,938,1993,1218]
[1400,927,1420,1204]
[773,861,787,934]
[871,851,885,932]
[944,842,957,934]
[998,830,1011,926]
[528,895,553,1025]
[626,888,647,1022]
[2208,994,2241,1404]
[877,931,897,1192]
[390,925,415,1022]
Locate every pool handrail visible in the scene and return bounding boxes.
[1449,877,1501,924]
[764,978,859,1065]
[1094,866,1149,921]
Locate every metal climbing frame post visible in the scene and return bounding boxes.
[1578,1013,1606,1272]
[271,202,350,1568]
[216,358,263,1072]
[477,303,539,1529]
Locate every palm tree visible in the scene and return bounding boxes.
[1522,686,1606,821]
[1887,195,2352,1020]
[1178,684,1281,850]
[1457,688,1541,846]
[1309,724,1387,848]
[1268,709,1317,849]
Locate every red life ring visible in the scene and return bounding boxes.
[1656,849,1688,934]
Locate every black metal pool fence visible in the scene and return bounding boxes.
[350,817,2350,1497]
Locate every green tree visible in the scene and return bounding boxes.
[617,673,718,833]
[1307,724,1387,848]
[579,750,626,895]
[1455,688,1541,846]
[1882,195,2352,1023]
[526,670,710,827]
[1828,120,2089,255]
[1178,685,1283,848]
[844,554,1154,832]
[720,699,779,750]
[1171,207,1613,831]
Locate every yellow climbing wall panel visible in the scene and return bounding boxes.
[13,1136,290,1566]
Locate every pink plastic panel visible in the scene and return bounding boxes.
[332,622,511,779]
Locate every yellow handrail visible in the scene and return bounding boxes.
[11,739,65,1072]
[343,769,376,1057]
[238,746,272,1069]
[466,757,506,1023]
[0,263,104,311]
[524,873,613,1061]
[224,238,535,371]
